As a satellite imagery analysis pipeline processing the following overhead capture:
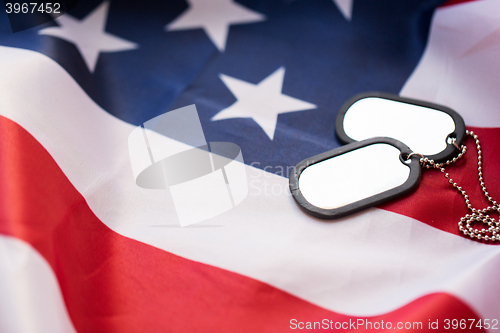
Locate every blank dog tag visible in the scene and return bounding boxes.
[336,92,466,163]
[289,137,420,219]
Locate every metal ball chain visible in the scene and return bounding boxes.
[416,131,500,242]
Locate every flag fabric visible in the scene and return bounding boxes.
[0,0,499,332]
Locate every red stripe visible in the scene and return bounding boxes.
[0,115,484,332]
[380,127,500,243]
[441,0,479,8]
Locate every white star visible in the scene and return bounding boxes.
[212,67,317,140]
[38,1,138,72]
[166,0,265,52]
[333,0,354,20]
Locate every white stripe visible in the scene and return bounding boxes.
[0,235,76,333]
[0,45,499,322]
[401,0,500,128]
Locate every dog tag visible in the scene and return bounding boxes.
[335,92,466,163]
[289,137,421,219]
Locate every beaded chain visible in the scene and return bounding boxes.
[409,131,499,242]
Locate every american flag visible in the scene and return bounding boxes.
[0,0,499,331]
